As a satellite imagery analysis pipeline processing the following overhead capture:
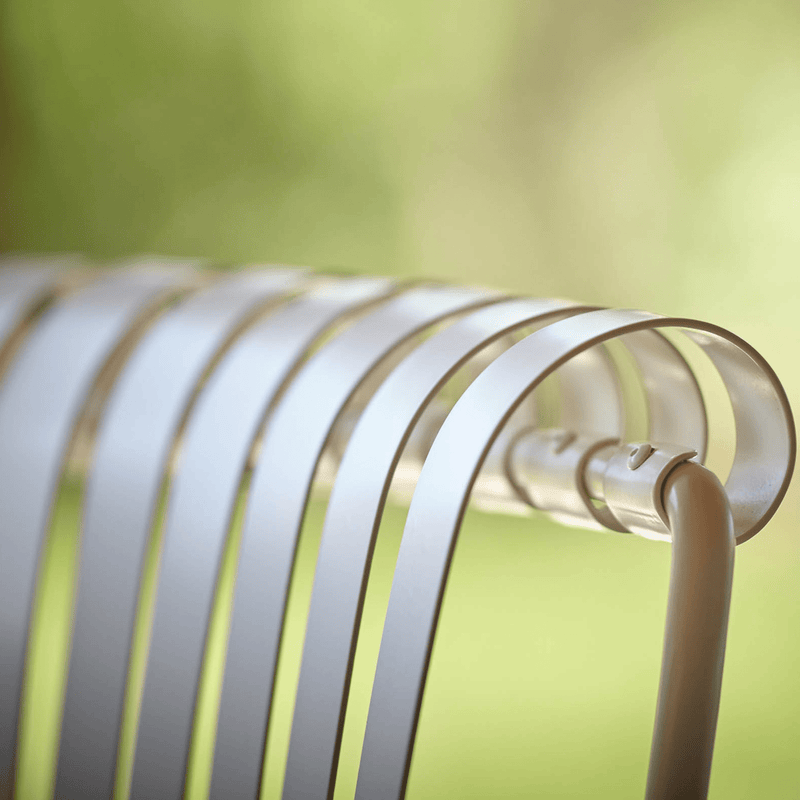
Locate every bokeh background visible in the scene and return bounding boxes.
[1,2,797,798]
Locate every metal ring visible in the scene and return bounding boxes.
[210,284,503,800]
[56,268,307,800]
[124,277,394,800]
[0,264,192,791]
[354,309,794,800]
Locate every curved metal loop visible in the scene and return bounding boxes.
[681,325,795,543]
[280,306,708,800]
[0,263,193,792]
[283,297,617,800]
[126,276,395,800]
[0,262,66,364]
[477,327,624,514]
[512,327,709,529]
[618,330,708,460]
[355,309,795,800]
[57,268,308,800]
[0,264,791,800]
[210,284,504,800]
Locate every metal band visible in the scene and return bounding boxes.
[56,269,306,800]
[510,325,709,533]
[127,277,394,800]
[282,298,606,800]
[210,284,502,800]
[617,331,708,460]
[0,265,190,792]
[681,326,795,543]
[0,264,62,360]
[282,299,710,798]
[470,320,622,513]
[355,309,794,800]
[0,264,789,800]
[484,326,707,517]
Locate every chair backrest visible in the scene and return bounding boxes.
[0,258,794,800]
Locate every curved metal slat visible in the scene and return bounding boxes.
[620,331,708,460]
[281,298,605,800]
[682,327,795,543]
[0,265,190,793]
[0,265,61,356]
[56,268,306,800]
[127,277,394,800]
[282,299,711,799]
[209,284,502,800]
[354,309,794,800]
[0,263,789,800]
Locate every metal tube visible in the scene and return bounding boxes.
[645,460,735,799]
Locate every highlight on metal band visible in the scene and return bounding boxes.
[0,256,794,800]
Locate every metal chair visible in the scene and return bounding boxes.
[0,258,794,800]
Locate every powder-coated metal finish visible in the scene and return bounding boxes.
[57,269,306,800]
[282,301,710,799]
[0,265,189,793]
[128,277,395,800]
[210,284,503,800]
[614,331,708,462]
[646,461,734,799]
[354,309,794,800]
[0,265,60,359]
[281,298,597,799]
[0,263,792,800]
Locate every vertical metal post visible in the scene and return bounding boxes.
[645,462,735,799]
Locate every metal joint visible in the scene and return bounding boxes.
[508,427,620,531]
[511,429,700,541]
[600,442,699,541]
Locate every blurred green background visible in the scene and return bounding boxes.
[1,1,798,798]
